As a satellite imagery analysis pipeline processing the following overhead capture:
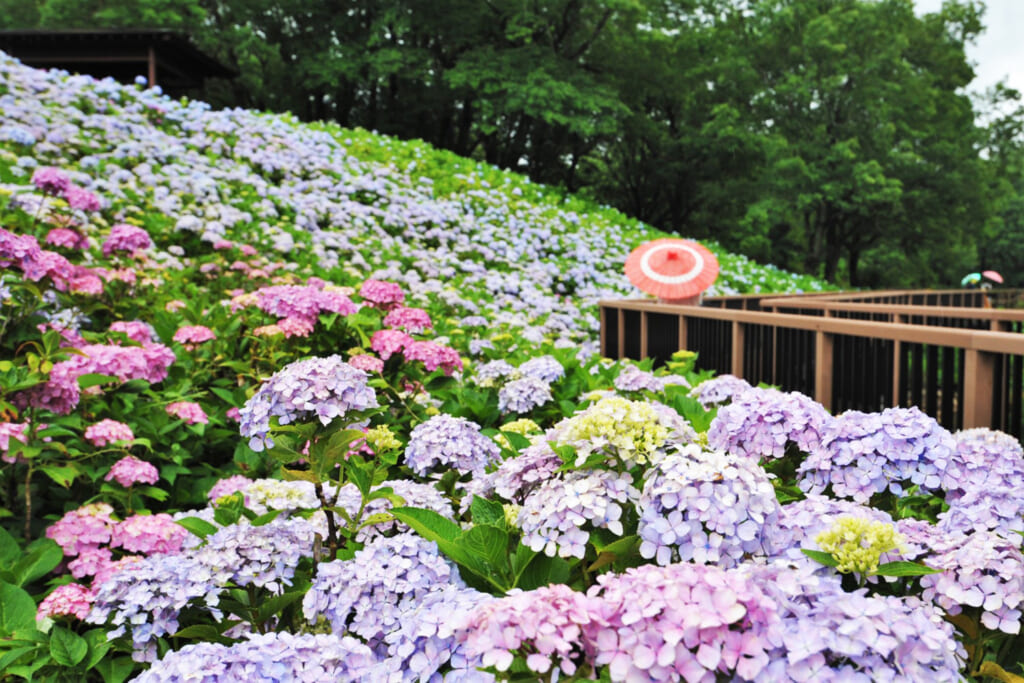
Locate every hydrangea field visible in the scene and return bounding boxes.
[0,50,1022,682]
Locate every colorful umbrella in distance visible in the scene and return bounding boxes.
[983,270,1004,284]
[625,238,719,302]
[961,272,982,287]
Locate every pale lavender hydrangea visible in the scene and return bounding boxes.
[586,563,781,681]
[460,442,563,510]
[471,359,515,386]
[497,376,552,414]
[517,355,564,383]
[238,355,378,451]
[708,387,833,460]
[938,485,1024,540]
[638,444,781,568]
[193,517,317,591]
[613,364,665,393]
[133,632,379,682]
[943,428,1024,500]
[798,407,956,503]
[690,374,752,408]
[303,533,464,645]
[88,554,223,662]
[518,470,638,559]
[404,414,501,476]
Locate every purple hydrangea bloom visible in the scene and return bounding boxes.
[461,442,563,510]
[328,479,455,542]
[638,444,781,568]
[133,632,379,682]
[31,166,71,195]
[404,414,501,476]
[939,429,1024,537]
[372,585,495,682]
[690,374,752,408]
[518,470,638,559]
[497,376,553,414]
[708,387,833,460]
[938,484,1024,540]
[102,223,152,256]
[471,359,515,386]
[193,516,317,591]
[303,533,464,644]
[798,407,955,503]
[88,554,223,662]
[612,364,666,393]
[238,355,378,451]
[517,355,564,383]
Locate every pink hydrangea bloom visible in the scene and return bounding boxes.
[404,340,463,375]
[359,279,405,308]
[240,244,258,256]
[31,167,71,196]
[45,228,89,250]
[0,422,28,463]
[278,316,315,338]
[383,306,433,333]
[166,401,209,425]
[92,555,142,588]
[213,240,233,250]
[208,475,251,502]
[250,284,357,322]
[102,224,152,256]
[371,329,413,360]
[225,407,241,422]
[109,320,155,343]
[46,503,115,557]
[37,583,95,621]
[68,546,112,579]
[173,325,216,345]
[105,455,159,487]
[63,185,101,212]
[348,354,384,373]
[110,513,187,555]
[85,419,134,447]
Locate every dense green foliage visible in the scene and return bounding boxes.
[5,0,1024,288]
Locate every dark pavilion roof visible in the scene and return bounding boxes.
[0,29,237,92]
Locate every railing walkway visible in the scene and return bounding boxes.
[600,289,1024,438]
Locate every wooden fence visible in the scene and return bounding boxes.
[599,290,1024,438]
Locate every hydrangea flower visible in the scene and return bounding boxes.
[518,469,638,559]
[552,395,673,467]
[359,279,405,308]
[207,475,252,502]
[85,419,134,447]
[165,401,208,425]
[457,583,597,676]
[240,479,320,514]
[586,562,780,681]
[460,442,562,512]
[102,224,152,256]
[64,185,101,212]
[242,283,357,322]
[37,583,95,621]
[814,516,906,575]
[238,355,378,451]
[708,387,833,460]
[110,513,187,555]
[172,325,216,346]
[108,320,155,343]
[303,533,464,642]
[45,227,89,250]
[31,166,71,195]
[798,407,956,503]
[497,376,553,413]
[370,329,412,360]
[403,339,463,375]
[193,517,317,591]
[0,421,28,463]
[46,503,115,557]
[612,364,666,393]
[517,355,564,383]
[348,353,384,373]
[404,414,501,476]
[768,494,896,564]
[104,455,159,487]
[690,374,752,407]
[638,444,780,568]
[88,554,223,662]
[470,359,516,387]
[133,632,379,681]
[383,305,433,333]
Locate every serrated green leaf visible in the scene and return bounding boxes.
[13,539,61,586]
[0,526,21,567]
[0,581,38,636]
[176,516,219,539]
[95,656,137,683]
[50,625,88,666]
[39,464,80,487]
[83,628,112,669]
[470,496,506,527]
[0,646,38,672]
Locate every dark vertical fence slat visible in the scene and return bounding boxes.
[646,313,679,367]
[925,345,938,417]
[603,307,619,359]
[941,348,955,429]
[623,311,642,360]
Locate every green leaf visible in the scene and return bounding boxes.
[0,581,37,636]
[873,561,941,577]
[83,628,112,669]
[0,646,38,672]
[50,625,88,667]
[390,507,463,543]
[0,526,21,567]
[39,464,80,487]
[173,624,238,643]
[498,430,531,450]
[255,591,305,622]
[516,551,572,590]
[470,496,506,527]
[801,549,840,568]
[176,517,219,539]
[76,373,119,389]
[461,524,510,574]
[13,539,62,586]
[95,656,137,683]
[251,509,284,527]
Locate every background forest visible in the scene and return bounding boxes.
[5,0,1023,289]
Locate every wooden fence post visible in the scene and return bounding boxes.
[815,330,833,412]
[731,321,744,377]
[963,349,995,428]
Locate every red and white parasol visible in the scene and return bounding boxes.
[625,238,719,302]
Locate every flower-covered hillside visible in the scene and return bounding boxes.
[1,53,1021,683]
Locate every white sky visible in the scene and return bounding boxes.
[914,0,1024,97]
